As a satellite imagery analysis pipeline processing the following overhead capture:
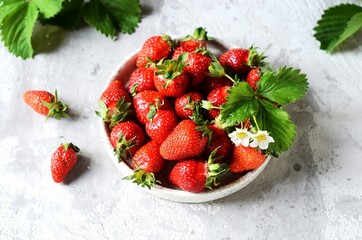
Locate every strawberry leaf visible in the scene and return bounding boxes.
[33,0,63,19]
[314,3,362,52]
[83,0,116,38]
[219,82,258,128]
[0,1,39,59]
[256,100,296,156]
[101,0,142,34]
[39,0,84,30]
[257,67,308,106]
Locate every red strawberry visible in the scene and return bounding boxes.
[132,140,165,173]
[246,67,262,90]
[124,141,165,189]
[201,76,233,95]
[168,148,229,193]
[204,124,232,160]
[145,110,179,144]
[182,50,212,88]
[160,120,210,160]
[127,68,156,94]
[172,27,210,59]
[204,86,229,119]
[100,79,131,109]
[229,145,267,173]
[168,160,206,192]
[219,47,264,74]
[23,90,69,119]
[97,79,132,127]
[136,35,173,68]
[110,121,146,161]
[174,91,203,119]
[154,55,190,97]
[51,142,80,183]
[133,90,172,125]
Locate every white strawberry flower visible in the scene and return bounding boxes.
[228,128,252,147]
[250,130,275,150]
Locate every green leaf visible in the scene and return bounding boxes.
[256,100,296,156]
[101,0,142,34]
[314,3,362,52]
[83,0,116,38]
[33,0,63,19]
[39,0,84,29]
[0,1,39,59]
[219,82,259,128]
[257,67,308,105]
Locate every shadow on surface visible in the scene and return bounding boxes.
[63,154,91,185]
[332,29,362,53]
[32,24,66,55]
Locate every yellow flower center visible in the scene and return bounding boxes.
[237,132,247,139]
[256,134,267,142]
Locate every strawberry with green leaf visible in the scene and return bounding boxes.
[123,140,165,189]
[174,91,204,119]
[133,90,172,125]
[182,48,212,88]
[218,47,265,74]
[202,86,230,119]
[96,79,133,128]
[172,27,211,59]
[110,121,145,161]
[168,147,229,193]
[218,67,308,156]
[136,35,174,68]
[154,53,190,97]
[23,89,69,120]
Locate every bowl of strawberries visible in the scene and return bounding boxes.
[97,27,308,203]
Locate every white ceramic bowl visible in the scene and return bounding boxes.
[100,38,271,203]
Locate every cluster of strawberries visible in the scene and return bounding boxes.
[98,28,268,193]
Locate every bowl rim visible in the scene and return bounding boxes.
[99,37,272,203]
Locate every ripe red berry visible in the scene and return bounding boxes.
[145,110,179,144]
[136,35,173,68]
[23,90,69,120]
[127,68,156,94]
[51,142,80,183]
[174,91,203,119]
[110,121,146,161]
[229,145,267,173]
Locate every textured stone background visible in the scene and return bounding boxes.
[1,0,362,239]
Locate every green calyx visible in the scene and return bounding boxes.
[205,147,229,189]
[207,55,237,83]
[162,34,176,49]
[247,46,266,68]
[123,163,160,190]
[182,27,212,42]
[95,97,133,128]
[61,142,80,153]
[146,98,164,121]
[155,52,188,88]
[41,89,69,120]
[195,123,213,146]
[113,134,136,162]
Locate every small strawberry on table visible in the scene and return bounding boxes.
[23,89,69,120]
[51,142,80,183]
